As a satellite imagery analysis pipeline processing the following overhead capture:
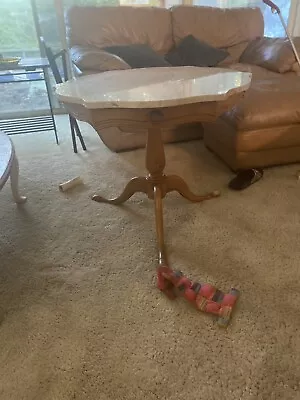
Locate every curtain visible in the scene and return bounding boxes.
[288,0,300,36]
[195,0,262,6]
[195,0,292,38]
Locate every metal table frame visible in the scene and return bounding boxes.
[0,57,59,144]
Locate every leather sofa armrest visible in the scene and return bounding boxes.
[292,61,300,75]
[70,45,131,73]
[72,62,83,76]
[240,37,300,74]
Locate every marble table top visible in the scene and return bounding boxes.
[56,67,252,109]
[0,132,14,190]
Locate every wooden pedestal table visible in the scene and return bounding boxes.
[56,67,251,265]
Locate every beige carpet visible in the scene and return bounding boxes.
[1,115,300,400]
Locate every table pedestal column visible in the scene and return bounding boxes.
[92,116,220,265]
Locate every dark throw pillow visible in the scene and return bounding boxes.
[104,44,170,68]
[166,35,229,67]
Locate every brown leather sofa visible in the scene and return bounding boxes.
[66,5,300,170]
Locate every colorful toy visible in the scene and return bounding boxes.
[157,265,240,327]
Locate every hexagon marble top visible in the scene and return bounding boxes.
[56,67,252,109]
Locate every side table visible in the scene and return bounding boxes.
[0,58,59,144]
[0,132,27,204]
[56,67,251,265]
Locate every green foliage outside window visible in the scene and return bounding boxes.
[0,0,118,52]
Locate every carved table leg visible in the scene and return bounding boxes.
[92,118,220,267]
[10,155,27,204]
[145,126,166,192]
[154,185,167,266]
[165,174,220,202]
[92,176,148,204]
[145,126,168,265]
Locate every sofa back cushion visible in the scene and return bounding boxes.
[104,44,171,68]
[166,35,229,67]
[171,6,264,49]
[66,6,173,55]
[240,37,296,73]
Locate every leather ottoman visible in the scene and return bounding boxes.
[203,74,300,171]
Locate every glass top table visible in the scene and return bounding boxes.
[0,58,58,143]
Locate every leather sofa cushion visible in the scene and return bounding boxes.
[240,37,300,73]
[71,45,131,72]
[228,63,280,79]
[292,61,299,72]
[171,6,264,49]
[104,44,170,68]
[292,61,300,75]
[66,6,173,55]
[218,41,250,67]
[222,76,300,131]
[204,119,300,170]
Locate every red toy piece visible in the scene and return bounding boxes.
[157,265,239,327]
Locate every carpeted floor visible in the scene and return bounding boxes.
[1,115,300,400]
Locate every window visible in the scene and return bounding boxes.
[119,0,181,6]
[0,0,119,119]
[194,0,292,37]
[0,0,292,119]
[0,0,49,117]
[262,0,291,37]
